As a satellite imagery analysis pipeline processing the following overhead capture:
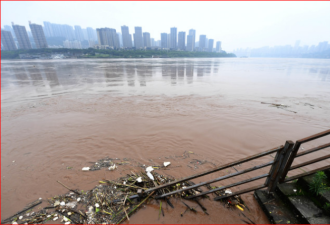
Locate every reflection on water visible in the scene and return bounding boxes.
[1,58,330,103]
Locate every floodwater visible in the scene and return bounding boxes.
[1,58,330,223]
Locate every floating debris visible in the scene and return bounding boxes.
[82,167,90,171]
[1,155,245,224]
[225,189,232,195]
[146,166,154,172]
[108,164,117,171]
[261,102,297,113]
[90,157,117,171]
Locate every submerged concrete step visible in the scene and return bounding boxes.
[297,174,330,208]
[254,189,300,224]
[277,183,330,224]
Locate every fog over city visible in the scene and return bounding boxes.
[2,1,330,52]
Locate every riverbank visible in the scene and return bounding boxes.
[0,48,236,59]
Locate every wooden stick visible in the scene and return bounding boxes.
[57,180,81,195]
[123,195,130,221]
[117,191,155,224]
[105,179,148,190]
[1,199,42,223]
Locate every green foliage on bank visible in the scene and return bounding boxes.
[0,48,236,59]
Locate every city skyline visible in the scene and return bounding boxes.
[1,1,330,51]
[2,20,225,52]
[2,20,329,56]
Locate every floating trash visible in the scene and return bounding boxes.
[147,171,154,180]
[108,164,117,171]
[146,166,154,172]
[54,200,60,206]
[225,189,232,195]
[0,154,236,224]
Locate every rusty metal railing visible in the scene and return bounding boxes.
[149,145,286,200]
[279,129,330,183]
[123,129,330,202]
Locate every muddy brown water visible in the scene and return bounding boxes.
[1,58,330,223]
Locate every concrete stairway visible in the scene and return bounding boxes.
[254,169,330,224]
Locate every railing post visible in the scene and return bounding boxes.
[279,141,301,183]
[265,141,294,193]
[264,146,284,190]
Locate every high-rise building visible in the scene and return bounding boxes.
[199,35,207,51]
[178,32,186,50]
[143,32,151,47]
[29,21,48,49]
[187,35,194,52]
[74,25,84,41]
[161,33,168,48]
[1,30,17,50]
[106,28,119,48]
[82,29,88,41]
[117,32,123,47]
[188,29,196,51]
[51,23,64,37]
[12,22,32,49]
[96,28,107,45]
[96,28,119,48]
[170,27,177,49]
[87,27,97,41]
[130,34,133,47]
[27,30,33,38]
[151,38,155,47]
[216,41,221,52]
[4,25,16,39]
[134,27,144,48]
[113,30,120,48]
[43,21,53,37]
[67,25,76,40]
[53,24,75,40]
[167,34,171,49]
[208,39,214,52]
[121,26,132,48]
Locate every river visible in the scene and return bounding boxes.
[1,58,330,223]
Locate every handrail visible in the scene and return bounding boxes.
[289,154,330,171]
[284,164,330,182]
[155,161,274,199]
[296,143,330,158]
[146,145,283,193]
[280,129,330,183]
[186,173,269,199]
[214,184,266,201]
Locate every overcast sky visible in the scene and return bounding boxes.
[2,1,330,52]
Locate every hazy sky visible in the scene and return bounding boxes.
[2,1,330,51]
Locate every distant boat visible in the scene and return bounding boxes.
[240,56,248,58]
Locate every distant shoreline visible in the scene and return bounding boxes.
[0,48,236,60]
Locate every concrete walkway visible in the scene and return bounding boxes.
[254,169,330,224]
